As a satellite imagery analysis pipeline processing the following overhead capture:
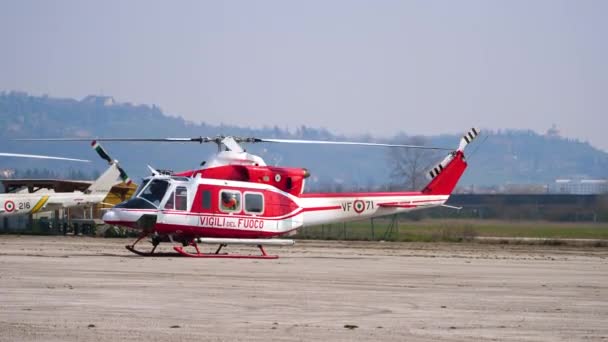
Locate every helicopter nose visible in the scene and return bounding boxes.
[102,208,147,229]
[102,209,120,224]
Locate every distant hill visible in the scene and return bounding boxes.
[1,91,607,189]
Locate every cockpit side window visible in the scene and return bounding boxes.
[175,186,188,211]
[138,180,169,207]
[219,190,241,213]
[164,190,175,210]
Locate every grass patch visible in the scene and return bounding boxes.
[293,219,608,242]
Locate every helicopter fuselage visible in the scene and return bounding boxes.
[103,165,453,241]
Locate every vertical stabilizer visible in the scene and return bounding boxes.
[86,163,121,194]
[422,128,480,195]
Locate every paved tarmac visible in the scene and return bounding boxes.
[0,236,606,341]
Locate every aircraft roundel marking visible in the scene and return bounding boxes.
[4,200,15,212]
[353,200,365,214]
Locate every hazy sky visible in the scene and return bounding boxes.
[1,0,607,150]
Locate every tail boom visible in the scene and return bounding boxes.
[298,192,449,227]
[294,127,480,228]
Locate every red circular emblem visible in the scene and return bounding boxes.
[4,200,15,212]
[353,200,365,214]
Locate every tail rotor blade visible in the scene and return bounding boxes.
[457,128,481,151]
[90,140,131,184]
[91,140,113,164]
[118,165,131,185]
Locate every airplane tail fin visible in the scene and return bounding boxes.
[86,163,121,194]
[422,128,480,195]
[86,141,131,194]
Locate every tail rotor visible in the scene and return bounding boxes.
[91,140,131,185]
[457,128,480,152]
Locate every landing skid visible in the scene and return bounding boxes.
[173,244,278,259]
[125,234,280,259]
[125,245,181,257]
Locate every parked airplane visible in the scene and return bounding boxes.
[0,142,129,216]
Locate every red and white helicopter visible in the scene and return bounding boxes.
[36,128,480,258]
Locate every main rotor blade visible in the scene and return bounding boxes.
[17,136,452,150]
[16,137,213,143]
[255,138,453,150]
[0,153,90,162]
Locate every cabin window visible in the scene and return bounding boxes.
[201,190,212,210]
[244,192,264,214]
[175,186,188,211]
[286,177,293,190]
[219,190,241,213]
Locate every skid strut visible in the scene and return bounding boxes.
[125,233,180,257]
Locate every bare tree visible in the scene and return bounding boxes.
[387,136,439,190]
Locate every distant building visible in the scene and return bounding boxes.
[82,95,117,106]
[549,178,608,194]
[546,124,560,137]
[456,184,549,194]
[500,183,548,194]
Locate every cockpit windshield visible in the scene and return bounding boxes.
[134,179,150,197]
[137,179,170,207]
